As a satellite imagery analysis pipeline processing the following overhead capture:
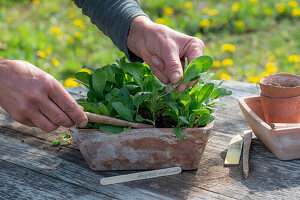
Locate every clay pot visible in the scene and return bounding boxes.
[70,124,213,171]
[259,73,300,125]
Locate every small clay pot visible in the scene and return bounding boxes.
[259,73,300,125]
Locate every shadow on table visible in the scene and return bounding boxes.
[220,138,300,194]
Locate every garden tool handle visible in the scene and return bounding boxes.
[85,112,154,129]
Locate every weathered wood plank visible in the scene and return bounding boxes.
[243,130,252,179]
[0,129,235,200]
[0,160,112,200]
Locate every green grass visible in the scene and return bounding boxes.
[0,0,299,86]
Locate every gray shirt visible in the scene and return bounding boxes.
[73,0,147,62]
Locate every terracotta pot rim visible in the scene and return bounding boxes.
[259,73,300,89]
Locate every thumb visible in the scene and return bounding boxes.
[163,52,183,84]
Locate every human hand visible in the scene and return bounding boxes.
[0,59,88,132]
[127,16,205,92]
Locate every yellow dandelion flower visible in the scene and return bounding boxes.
[222,58,234,66]
[248,76,261,83]
[236,20,244,28]
[221,43,236,52]
[264,8,272,15]
[220,72,232,81]
[50,27,60,35]
[51,58,59,67]
[67,36,74,44]
[208,9,218,16]
[156,18,165,24]
[164,6,174,16]
[265,62,277,74]
[75,32,82,39]
[184,2,193,8]
[213,61,221,68]
[276,3,286,13]
[249,0,257,3]
[199,19,210,27]
[64,78,82,88]
[288,1,298,8]
[58,33,65,39]
[80,68,91,74]
[36,50,46,58]
[73,19,83,27]
[246,54,252,59]
[288,55,300,63]
[259,71,271,78]
[33,0,40,5]
[292,8,300,16]
[232,3,241,12]
[268,55,276,61]
[45,48,52,55]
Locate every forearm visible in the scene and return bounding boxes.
[73,0,148,61]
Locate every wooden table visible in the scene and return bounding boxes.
[1,81,299,200]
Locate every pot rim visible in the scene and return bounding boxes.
[259,73,300,89]
[260,93,300,99]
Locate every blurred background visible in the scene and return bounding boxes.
[0,0,299,87]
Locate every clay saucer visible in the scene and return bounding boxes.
[239,96,300,160]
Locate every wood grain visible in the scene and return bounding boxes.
[243,130,252,179]
[224,134,243,166]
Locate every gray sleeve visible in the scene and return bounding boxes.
[73,0,147,62]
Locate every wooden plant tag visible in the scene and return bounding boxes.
[243,130,252,179]
[224,134,243,166]
[100,167,182,185]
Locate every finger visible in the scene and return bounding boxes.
[186,78,200,89]
[142,51,169,84]
[185,38,205,65]
[163,50,183,84]
[38,98,74,128]
[177,84,187,93]
[22,120,35,127]
[30,109,59,132]
[48,80,88,128]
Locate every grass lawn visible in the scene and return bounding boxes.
[0,0,299,87]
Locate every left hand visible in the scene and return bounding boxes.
[127,16,205,92]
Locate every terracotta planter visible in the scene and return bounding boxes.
[70,123,213,171]
[259,73,300,125]
[239,96,300,160]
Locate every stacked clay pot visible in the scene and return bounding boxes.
[259,73,300,125]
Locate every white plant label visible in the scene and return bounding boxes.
[100,167,182,185]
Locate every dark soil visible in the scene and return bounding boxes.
[138,107,177,128]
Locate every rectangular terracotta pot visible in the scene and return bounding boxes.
[70,123,213,171]
[239,96,300,160]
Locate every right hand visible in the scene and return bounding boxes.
[0,58,88,132]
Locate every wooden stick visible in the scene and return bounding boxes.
[85,112,154,129]
[224,134,243,166]
[271,123,300,129]
[243,130,252,179]
[100,167,182,185]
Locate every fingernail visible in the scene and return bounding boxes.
[151,56,161,66]
[79,118,88,128]
[170,72,181,84]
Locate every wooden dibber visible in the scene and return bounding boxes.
[85,112,154,129]
[271,123,300,129]
[242,130,252,179]
[224,134,243,166]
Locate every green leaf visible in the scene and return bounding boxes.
[180,94,191,106]
[119,87,134,109]
[124,84,140,93]
[135,114,154,124]
[74,72,90,85]
[197,83,214,103]
[52,140,60,146]
[188,55,213,73]
[211,88,232,99]
[174,127,184,140]
[134,92,151,109]
[166,101,179,115]
[196,114,215,126]
[87,90,97,102]
[99,124,124,134]
[78,102,100,114]
[103,65,116,83]
[192,108,210,115]
[92,68,107,98]
[179,116,189,125]
[112,102,133,122]
[119,57,144,87]
[97,103,109,116]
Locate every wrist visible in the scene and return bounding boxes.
[127,15,153,58]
